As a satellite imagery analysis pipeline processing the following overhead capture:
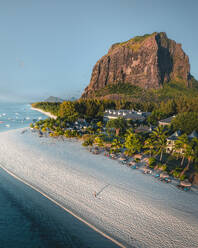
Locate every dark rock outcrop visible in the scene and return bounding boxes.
[82,32,190,97]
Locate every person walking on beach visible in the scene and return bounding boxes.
[94,191,97,198]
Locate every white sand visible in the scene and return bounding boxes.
[31,107,57,119]
[0,128,198,248]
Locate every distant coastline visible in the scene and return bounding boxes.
[31,107,57,119]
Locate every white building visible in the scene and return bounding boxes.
[104,109,151,121]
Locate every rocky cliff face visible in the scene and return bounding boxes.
[82,32,190,97]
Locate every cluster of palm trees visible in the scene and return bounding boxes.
[32,116,198,180]
[92,124,198,179]
[174,134,198,177]
[144,126,168,162]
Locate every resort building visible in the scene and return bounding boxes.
[104,109,151,121]
[188,130,198,140]
[158,116,176,126]
[74,119,88,130]
[166,130,198,153]
[134,125,155,133]
[166,130,182,153]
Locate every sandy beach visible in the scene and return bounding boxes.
[31,107,57,119]
[0,128,198,248]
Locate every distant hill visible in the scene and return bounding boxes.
[44,96,64,103]
[82,32,195,100]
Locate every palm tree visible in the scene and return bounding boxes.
[150,126,168,162]
[86,126,94,135]
[106,118,127,136]
[111,138,122,154]
[96,121,103,134]
[124,130,142,156]
[94,136,104,148]
[144,137,155,157]
[180,138,198,177]
[173,134,188,166]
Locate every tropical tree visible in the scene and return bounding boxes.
[82,136,94,147]
[86,126,95,135]
[96,121,103,134]
[94,136,104,147]
[180,138,198,177]
[64,129,73,138]
[106,117,127,136]
[173,134,189,166]
[111,138,122,154]
[147,109,167,126]
[144,137,155,157]
[59,101,78,122]
[124,130,142,156]
[150,126,168,161]
[171,112,198,134]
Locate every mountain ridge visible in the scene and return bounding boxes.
[82,32,192,98]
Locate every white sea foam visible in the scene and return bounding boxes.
[0,129,197,248]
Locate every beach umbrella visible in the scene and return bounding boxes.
[160,172,169,178]
[180,180,192,187]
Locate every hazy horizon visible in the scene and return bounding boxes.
[0,0,198,102]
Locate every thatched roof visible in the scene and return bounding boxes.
[134,154,142,159]
[167,130,182,141]
[159,116,175,125]
[128,161,136,166]
[180,180,192,187]
[160,171,169,178]
[119,157,126,161]
[188,130,198,139]
[142,157,149,163]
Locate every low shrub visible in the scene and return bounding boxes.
[149,157,156,168]
[179,174,186,181]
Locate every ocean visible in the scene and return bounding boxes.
[0,102,118,248]
[0,102,46,133]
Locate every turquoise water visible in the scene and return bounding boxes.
[0,102,46,132]
[0,103,118,248]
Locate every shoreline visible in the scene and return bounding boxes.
[0,164,123,248]
[0,128,197,247]
[31,107,57,119]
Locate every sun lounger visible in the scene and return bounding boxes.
[143,168,152,174]
[128,161,135,167]
[177,180,191,191]
[177,185,191,191]
[164,178,172,183]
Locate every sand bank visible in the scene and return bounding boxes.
[0,129,197,248]
[31,107,57,119]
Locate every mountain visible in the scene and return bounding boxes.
[44,96,64,103]
[82,32,191,98]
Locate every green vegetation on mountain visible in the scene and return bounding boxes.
[153,78,198,100]
[95,83,143,97]
[113,33,152,51]
[93,78,198,101]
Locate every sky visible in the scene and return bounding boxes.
[0,0,197,102]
